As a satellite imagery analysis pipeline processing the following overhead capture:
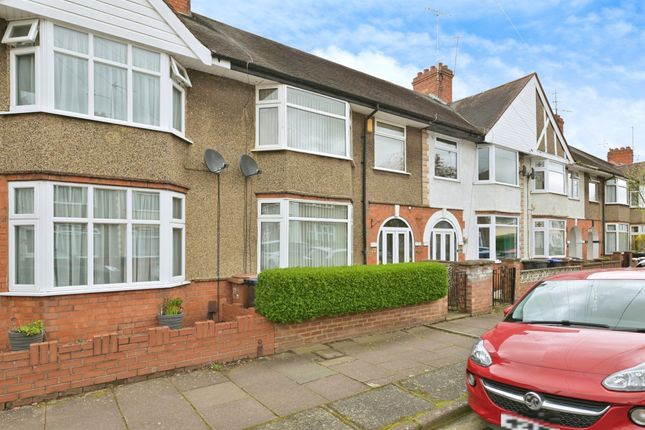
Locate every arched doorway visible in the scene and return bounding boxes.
[569,226,582,259]
[378,218,414,264]
[587,229,599,259]
[430,220,457,261]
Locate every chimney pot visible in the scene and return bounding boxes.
[607,146,634,166]
[411,63,454,104]
[164,0,191,15]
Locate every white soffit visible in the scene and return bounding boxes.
[0,0,212,64]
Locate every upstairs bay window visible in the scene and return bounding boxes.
[3,21,189,135]
[533,219,566,257]
[374,120,406,173]
[476,145,518,185]
[7,182,185,294]
[630,186,644,208]
[258,199,352,270]
[606,178,628,205]
[256,86,351,158]
[533,159,565,194]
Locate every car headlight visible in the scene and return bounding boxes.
[471,339,492,367]
[603,362,645,392]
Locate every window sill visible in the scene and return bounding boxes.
[0,108,193,144]
[0,280,190,297]
[373,167,410,176]
[589,200,599,204]
[531,190,567,196]
[605,203,630,206]
[433,176,460,183]
[474,181,519,188]
[252,146,352,161]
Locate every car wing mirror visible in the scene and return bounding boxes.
[503,305,513,317]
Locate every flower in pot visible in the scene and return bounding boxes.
[9,319,44,351]
[158,298,184,329]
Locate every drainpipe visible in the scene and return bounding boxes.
[363,107,379,264]
[601,177,607,256]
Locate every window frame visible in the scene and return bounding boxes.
[6,181,185,295]
[373,119,407,174]
[170,56,192,88]
[605,178,628,205]
[476,215,519,260]
[475,145,519,186]
[532,219,567,258]
[434,137,459,181]
[630,186,645,209]
[257,198,353,271]
[588,180,599,203]
[532,159,566,195]
[2,19,39,45]
[567,171,580,200]
[255,85,352,160]
[9,46,39,111]
[5,20,188,138]
[605,223,629,254]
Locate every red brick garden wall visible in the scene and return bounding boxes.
[274,298,447,352]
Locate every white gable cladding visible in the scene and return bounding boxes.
[485,76,537,154]
[0,0,211,63]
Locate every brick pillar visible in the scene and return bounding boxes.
[459,261,494,316]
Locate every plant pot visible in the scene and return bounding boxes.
[8,330,44,351]
[158,313,184,329]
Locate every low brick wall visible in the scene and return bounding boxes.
[0,313,274,409]
[274,298,447,352]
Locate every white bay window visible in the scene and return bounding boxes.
[256,85,351,158]
[7,182,185,294]
[533,219,566,257]
[3,21,189,135]
[258,199,352,270]
[533,159,566,194]
[477,216,518,260]
[605,178,628,205]
[476,145,518,185]
[605,223,629,254]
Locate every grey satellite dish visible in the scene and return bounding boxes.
[240,154,261,177]
[204,149,227,174]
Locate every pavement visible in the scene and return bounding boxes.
[0,312,502,430]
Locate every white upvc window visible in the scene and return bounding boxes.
[477,216,519,260]
[2,19,39,45]
[434,138,458,180]
[374,120,406,173]
[605,178,628,205]
[567,171,580,199]
[257,199,352,271]
[605,223,629,254]
[255,85,351,159]
[7,182,185,295]
[630,186,645,208]
[533,219,566,257]
[476,145,518,186]
[631,225,645,251]
[3,21,188,136]
[533,159,566,194]
[589,180,599,202]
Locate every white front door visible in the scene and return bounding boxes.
[432,230,455,261]
[380,228,412,264]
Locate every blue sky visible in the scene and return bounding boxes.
[192,0,644,162]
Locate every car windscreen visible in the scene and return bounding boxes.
[507,280,645,332]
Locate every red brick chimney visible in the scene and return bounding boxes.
[607,147,634,166]
[554,113,564,134]
[164,0,191,15]
[412,63,454,104]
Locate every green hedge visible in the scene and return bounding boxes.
[255,262,448,324]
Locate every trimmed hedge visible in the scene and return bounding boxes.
[255,262,448,324]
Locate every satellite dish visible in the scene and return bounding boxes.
[240,154,261,177]
[204,149,227,174]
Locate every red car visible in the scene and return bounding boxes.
[467,269,645,430]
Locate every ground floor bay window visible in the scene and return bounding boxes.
[606,223,629,254]
[8,181,185,294]
[258,199,352,270]
[532,219,566,258]
[477,216,518,260]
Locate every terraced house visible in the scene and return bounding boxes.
[0,0,484,347]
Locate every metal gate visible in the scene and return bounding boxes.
[448,265,467,312]
[492,266,516,305]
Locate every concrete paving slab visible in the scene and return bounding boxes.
[193,397,275,430]
[303,374,369,401]
[330,385,432,430]
[291,344,329,355]
[115,378,208,430]
[271,360,338,384]
[46,390,125,430]
[0,405,45,430]
[319,356,356,367]
[242,380,327,417]
[170,369,228,392]
[314,348,345,360]
[184,382,250,407]
[400,362,468,402]
[252,408,353,430]
[330,358,396,383]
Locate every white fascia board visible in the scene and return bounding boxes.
[148,0,212,65]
